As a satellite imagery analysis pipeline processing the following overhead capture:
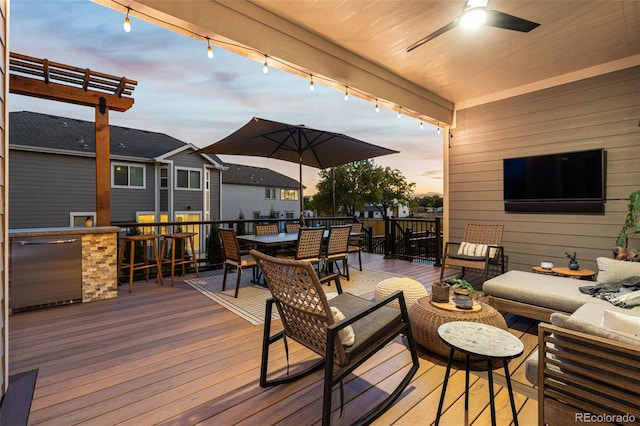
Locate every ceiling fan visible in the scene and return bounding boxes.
[406,0,540,52]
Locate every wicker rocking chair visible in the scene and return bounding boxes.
[439,223,505,281]
[251,250,420,426]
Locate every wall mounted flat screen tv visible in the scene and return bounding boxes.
[503,148,605,214]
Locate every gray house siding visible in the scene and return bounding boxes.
[9,151,97,228]
[221,183,299,221]
[208,168,221,220]
[448,65,640,273]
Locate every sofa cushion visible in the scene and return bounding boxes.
[482,270,612,313]
[551,309,640,346]
[596,256,640,283]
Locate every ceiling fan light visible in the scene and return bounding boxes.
[460,8,487,30]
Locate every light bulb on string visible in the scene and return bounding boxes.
[397,107,402,119]
[437,127,441,135]
[419,121,424,129]
[206,38,214,59]
[344,87,349,101]
[123,8,131,32]
[309,75,315,91]
[375,100,379,113]
[263,56,268,74]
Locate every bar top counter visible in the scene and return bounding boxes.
[9,226,121,238]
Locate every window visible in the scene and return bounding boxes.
[112,162,145,188]
[137,213,169,234]
[281,189,298,200]
[70,212,96,227]
[176,167,201,190]
[265,188,276,199]
[285,211,295,219]
[160,167,168,188]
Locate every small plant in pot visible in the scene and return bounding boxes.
[565,252,579,270]
[447,277,474,296]
[431,280,450,303]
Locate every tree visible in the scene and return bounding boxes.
[313,160,415,217]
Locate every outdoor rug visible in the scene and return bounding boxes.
[186,268,404,325]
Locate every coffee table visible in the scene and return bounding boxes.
[435,321,524,426]
[407,295,507,360]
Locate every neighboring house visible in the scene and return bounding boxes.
[9,111,225,229]
[357,204,410,219]
[221,163,301,223]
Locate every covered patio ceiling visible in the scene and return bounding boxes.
[93,0,640,126]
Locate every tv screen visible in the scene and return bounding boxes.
[503,149,605,213]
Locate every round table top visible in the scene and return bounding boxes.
[551,267,596,278]
[437,321,524,359]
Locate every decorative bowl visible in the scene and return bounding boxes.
[540,261,554,269]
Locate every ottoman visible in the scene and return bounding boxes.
[375,277,428,309]
[408,295,507,359]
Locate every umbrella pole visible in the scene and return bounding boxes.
[299,158,305,226]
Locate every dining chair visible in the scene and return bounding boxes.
[255,223,279,235]
[279,227,324,274]
[323,225,351,280]
[218,227,258,298]
[251,249,420,426]
[285,223,300,233]
[347,222,363,271]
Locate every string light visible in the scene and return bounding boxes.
[206,37,214,59]
[419,121,424,129]
[115,3,446,130]
[123,7,131,32]
[437,127,441,135]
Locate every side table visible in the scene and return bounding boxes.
[435,321,524,426]
[551,267,596,280]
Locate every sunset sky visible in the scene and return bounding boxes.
[9,0,444,195]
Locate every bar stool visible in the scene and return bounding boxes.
[117,234,163,293]
[160,232,200,284]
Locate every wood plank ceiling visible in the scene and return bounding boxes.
[93,0,640,125]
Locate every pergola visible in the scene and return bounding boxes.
[8,52,137,226]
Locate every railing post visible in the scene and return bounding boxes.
[405,227,413,261]
[384,216,391,258]
[435,217,443,266]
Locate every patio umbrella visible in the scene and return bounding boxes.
[195,117,399,217]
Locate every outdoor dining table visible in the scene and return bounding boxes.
[236,229,363,253]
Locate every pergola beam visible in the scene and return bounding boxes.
[8,52,137,226]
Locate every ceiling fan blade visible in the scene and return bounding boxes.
[486,9,540,32]
[406,20,458,52]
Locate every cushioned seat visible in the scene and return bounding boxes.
[375,277,428,309]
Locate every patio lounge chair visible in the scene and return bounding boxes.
[251,249,420,426]
[439,223,505,281]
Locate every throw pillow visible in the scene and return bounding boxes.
[330,307,356,346]
[551,312,640,345]
[457,241,498,258]
[601,309,640,339]
[596,256,640,284]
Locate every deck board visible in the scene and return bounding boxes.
[9,253,539,425]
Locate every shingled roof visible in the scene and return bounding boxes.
[222,163,300,189]
[9,111,222,163]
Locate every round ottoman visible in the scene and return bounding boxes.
[408,295,507,360]
[375,277,428,309]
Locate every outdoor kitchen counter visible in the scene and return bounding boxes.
[9,227,121,312]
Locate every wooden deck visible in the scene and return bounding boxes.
[9,253,539,425]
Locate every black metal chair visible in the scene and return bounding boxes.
[251,249,420,426]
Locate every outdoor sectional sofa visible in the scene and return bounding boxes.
[482,257,640,425]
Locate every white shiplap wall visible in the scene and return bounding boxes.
[449,66,640,273]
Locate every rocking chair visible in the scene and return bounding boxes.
[251,249,420,426]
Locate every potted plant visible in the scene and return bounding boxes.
[614,190,640,261]
[565,252,579,270]
[447,277,474,296]
[431,280,450,303]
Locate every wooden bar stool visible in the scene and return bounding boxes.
[160,232,200,284]
[117,234,163,293]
